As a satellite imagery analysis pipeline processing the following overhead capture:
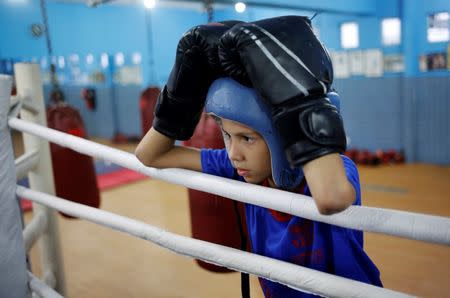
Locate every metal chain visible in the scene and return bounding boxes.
[39,0,60,90]
[204,0,214,23]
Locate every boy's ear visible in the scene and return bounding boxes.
[210,114,222,126]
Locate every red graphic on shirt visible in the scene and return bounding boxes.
[289,220,313,248]
[268,209,293,222]
[292,248,324,264]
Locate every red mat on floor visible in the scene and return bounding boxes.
[21,168,147,212]
[97,168,148,190]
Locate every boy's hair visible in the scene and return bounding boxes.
[205,78,303,189]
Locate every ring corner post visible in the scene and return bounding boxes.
[0,74,29,298]
[14,62,67,296]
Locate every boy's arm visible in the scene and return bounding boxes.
[303,153,356,215]
[135,127,201,171]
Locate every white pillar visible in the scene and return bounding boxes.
[14,63,66,295]
[0,74,29,298]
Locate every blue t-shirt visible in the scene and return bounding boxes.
[201,148,382,298]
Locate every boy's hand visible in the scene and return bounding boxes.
[153,21,240,140]
[218,16,346,167]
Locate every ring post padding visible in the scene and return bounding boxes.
[14,62,66,295]
[0,74,29,298]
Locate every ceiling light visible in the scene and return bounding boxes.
[144,0,156,9]
[235,2,246,13]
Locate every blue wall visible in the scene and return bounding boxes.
[402,76,450,164]
[334,77,403,151]
[1,0,449,164]
[0,1,206,139]
[334,76,450,165]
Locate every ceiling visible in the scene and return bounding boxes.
[52,0,377,15]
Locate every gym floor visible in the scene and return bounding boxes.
[14,134,450,298]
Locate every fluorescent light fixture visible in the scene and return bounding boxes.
[144,0,156,9]
[235,2,246,13]
[341,22,359,49]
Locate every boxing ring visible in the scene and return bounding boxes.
[1,63,449,298]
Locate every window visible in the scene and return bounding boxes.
[57,56,65,69]
[86,54,94,65]
[381,18,401,46]
[132,52,142,65]
[341,22,359,49]
[100,53,109,69]
[427,12,449,43]
[115,52,125,66]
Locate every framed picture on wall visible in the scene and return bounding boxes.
[348,50,364,75]
[419,55,428,72]
[427,52,447,70]
[330,51,350,79]
[383,54,404,73]
[419,52,447,71]
[364,49,383,77]
[448,45,450,69]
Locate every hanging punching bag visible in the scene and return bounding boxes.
[139,87,160,137]
[183,113,245,272]
[47,102,100,218]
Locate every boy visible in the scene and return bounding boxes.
[135,16,382,297]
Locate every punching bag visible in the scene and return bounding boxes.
[47,103,100,218]
[139,87,160,136]
[183,113,245,272]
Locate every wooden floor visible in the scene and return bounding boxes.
[17,136,450,298]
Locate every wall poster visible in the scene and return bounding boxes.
[330,51,350,79]
[364,49,383,77]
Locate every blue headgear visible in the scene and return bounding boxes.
[205,78,341,190]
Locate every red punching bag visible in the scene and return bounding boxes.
[139,87,160,136]
[47,103,100,218]
[183,113,246,272]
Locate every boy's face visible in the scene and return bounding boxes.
[220,118,273,186]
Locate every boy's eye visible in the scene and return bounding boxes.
[243,136,255,143]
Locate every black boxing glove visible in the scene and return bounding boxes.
[153,21,241,140]
[219,15,346,167]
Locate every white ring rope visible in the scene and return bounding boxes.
[28,271,62,298]
[9,117,450,245]
[15,149,40,180]
[17,186,413,298]
[23,210,48,253]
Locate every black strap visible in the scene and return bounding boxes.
[233,200,250,298]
